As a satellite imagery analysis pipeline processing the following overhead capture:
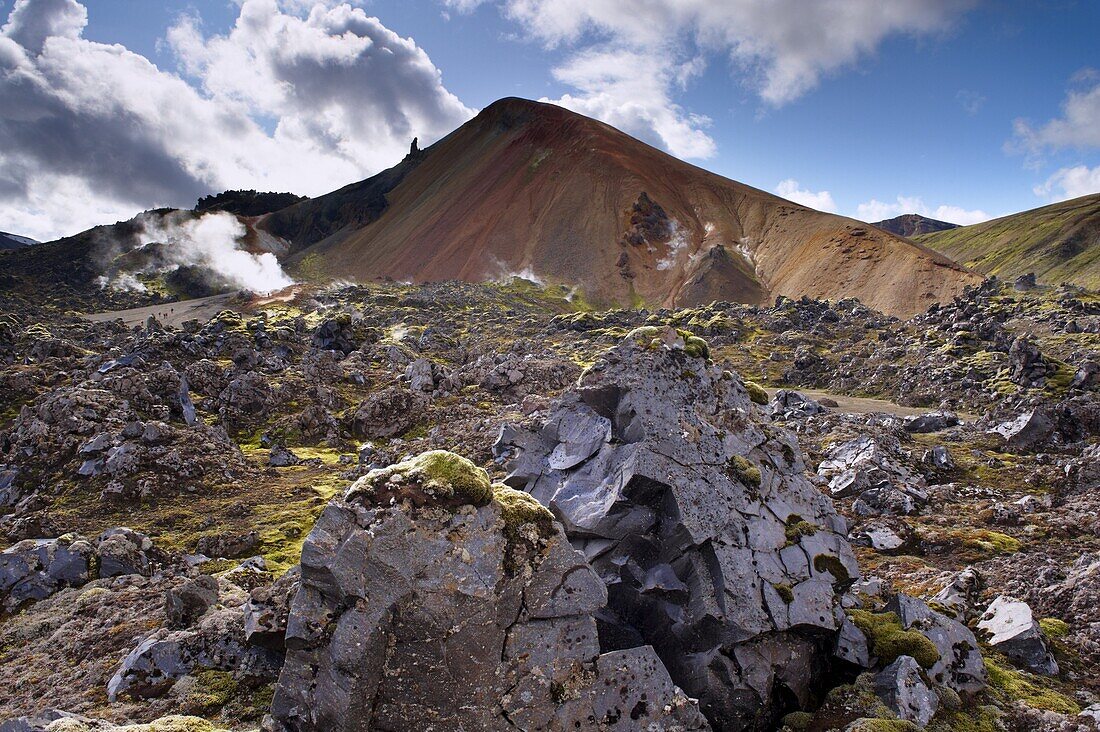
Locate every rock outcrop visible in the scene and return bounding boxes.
[265,450,709,732]
[496,327,859,730]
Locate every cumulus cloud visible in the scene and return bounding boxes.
[0,0,473,241]
[547,49,715,159]
[1013,72,1100,154]
[856,195,991,225]
[1034,165,1100,202]
[447,0,974,158]
[774,179,836,212]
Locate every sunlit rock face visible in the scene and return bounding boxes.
[497,327,859,730]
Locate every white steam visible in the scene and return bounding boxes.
[139,212,294,294]
[656,220,690,271]
[95,272,148,293]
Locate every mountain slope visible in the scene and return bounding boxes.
[873,214,959,238]
[261,98,978,317]
[917,194,1100,288]
[0,231,37,249]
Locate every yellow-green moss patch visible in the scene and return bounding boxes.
[846,609,941,669]
[350,450,493,507]
[984,656,1079,714]
[743,380,769,405]
[728,455,762,487]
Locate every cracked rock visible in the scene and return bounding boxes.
[497,327,857,730]
[264,449,709,732]
[977,595,1059,675]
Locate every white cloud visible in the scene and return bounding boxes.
[545,49,715,159]
[775,179,836,212]
[1034,165,1100,202]
[0,0,473,241]
[1013,72,1100,154]
[856,195,991,225]
[445,0,973,160]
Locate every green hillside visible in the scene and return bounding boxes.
[917,193,1100,288]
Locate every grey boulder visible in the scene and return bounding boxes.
[977,595,1059,675]
[873,655,939,727]
[264,449,708,732]
[497,327,857,730]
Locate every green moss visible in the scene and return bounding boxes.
[928,706,1002,732]
[984,656,1079,714]
[813,554,851,585]
[623,326,709,359]
[728,455,762,487]
[680,331,710,360]
[493,484,555,539]
[773,583,794,604]
[779,710,813,730]
[186,670,238,712]
[350,450,494,507]
[743,380,769,405]
[1039,617,1069,639]
[845,720,921,732]
[846,609,941,669]
[784,514,818,544]
[968,530,1021,554]
[51,717,228,732]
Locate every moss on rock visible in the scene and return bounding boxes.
[185,669,238,712]
[846,609,941,669]
[784,514,819,545]
[984,655,1079,714]
[349,450,493,508]
[728,455,762,487]
[493,483,555,540]
[744,379,769,405]
[813,553,851,585]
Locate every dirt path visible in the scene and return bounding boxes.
[764,387,962,419]
[82,293,236,329]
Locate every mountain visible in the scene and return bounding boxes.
[916,194,1100,288]
[873,214,959,238]
[0,231,37,249]
[259,98,979,317]
[195,190,307,217]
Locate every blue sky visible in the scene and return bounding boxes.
[1,0,1098,240]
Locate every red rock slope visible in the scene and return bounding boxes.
[261,97,979,317]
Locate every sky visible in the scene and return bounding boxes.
[0,0,1098,241]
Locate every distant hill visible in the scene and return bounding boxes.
[873,214,959,238]
[0,231,37,250]
[259,97,979,317]
[917,194,1100,288]
[196,190,307,217]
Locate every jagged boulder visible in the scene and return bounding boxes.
[768,389,825,420]
[873,655,939,727]
[991,409,1055,452]
[885,595,987,695]
[347,386,428,439]
[0,535,95,612]
[108,605,282,701]
[264,450,708,731]
[977,595,1059,675]
[496,326,859,730]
